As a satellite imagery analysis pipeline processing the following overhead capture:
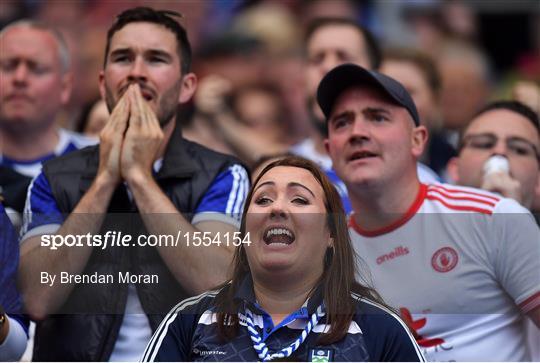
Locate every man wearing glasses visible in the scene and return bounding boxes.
[447,100,540,360]
[447,100,539,210]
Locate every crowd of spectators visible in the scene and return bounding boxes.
[1,0,539,361]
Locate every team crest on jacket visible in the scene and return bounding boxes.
[309,348,334,362]
[431,247,458,273]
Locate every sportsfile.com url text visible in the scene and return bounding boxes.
[40,231,251,250]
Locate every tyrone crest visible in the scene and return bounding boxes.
[431,247,458,273]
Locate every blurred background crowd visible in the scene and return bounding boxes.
[1,0,538,172]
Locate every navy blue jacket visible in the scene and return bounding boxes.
[142,277,424,362]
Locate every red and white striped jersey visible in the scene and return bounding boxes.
[349,183,540,361]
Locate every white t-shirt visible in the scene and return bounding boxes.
[108,284,152,362]
[349,183,540,361]
[526,319,540,361]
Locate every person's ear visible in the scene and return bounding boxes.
[98,70,106,102]
[534,172,540,201]
[324,138,330,154]
[60,72,73,105]
[446,157,461,183]
[328,237,334,249]
[178,72,197,104]
[411,125,428,159]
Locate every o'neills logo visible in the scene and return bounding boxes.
[376,246,409,265]
[431,247,458,273]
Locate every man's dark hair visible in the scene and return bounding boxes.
[472,100,540,135]
[304,17,381,70]
[103,7,191,74]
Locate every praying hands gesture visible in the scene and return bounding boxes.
[97,84,164,187]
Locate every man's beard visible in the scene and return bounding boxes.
[104,79,182,127]
[306,97,328,138]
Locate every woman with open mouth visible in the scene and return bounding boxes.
[142,155,424,362]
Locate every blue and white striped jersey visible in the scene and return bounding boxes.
[142,276,425,362]
[0,129,97,178]
[0,129,96,220]
[20,163,249,240]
